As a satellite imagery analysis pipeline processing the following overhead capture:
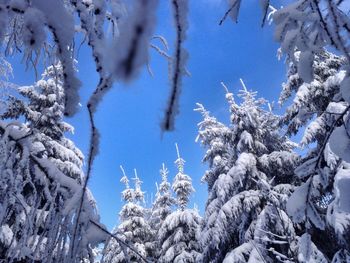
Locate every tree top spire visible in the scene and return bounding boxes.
[174,143,185,173]
[120,165,129,189]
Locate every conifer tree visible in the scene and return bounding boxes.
[158,144,201,263]
[0,63,99,262]
[2,63,84,181]
[279,50,346,138]
[149,163,175,260]
[280,50,350,261]
[197,82,302,263]
[102,167,152,263]
[194,102,233,191]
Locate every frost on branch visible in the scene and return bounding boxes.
[272,0,350,113]
[0,0,81,116]
[30,0,80,116]
[278,46,350,259]
[273,1,350,63]
[162,0,189,131]
[112,0,158,81]
[219,0,242,25]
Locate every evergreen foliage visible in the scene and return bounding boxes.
[0,64,99,262]
[157,145,201,263]
[197,83,300,262]
[102,168,152,263]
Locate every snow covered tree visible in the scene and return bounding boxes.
[272,3,350,260]
[148,163,175,261]
[2,63,84,181]
[0,64,101,262]
[0,5,191,261]
[278,49,350,261]
[150,163,175,231]
[158,144,201,263]
[197,82,302,262]
[218,2,350,258]
[219,1,350,260]
[102,167,152,263]
[279,50,346,138]
[220,1,350,73]
[194,102,233,191]
[172,144,195,211]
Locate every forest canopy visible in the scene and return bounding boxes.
[0,0,349,262]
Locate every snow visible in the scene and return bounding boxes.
[172,145,194,210]
[307,201,325,230]
[298,51,314,83]
[329,125,350,163]
[0,61,101,261]
[237,130,253,151]
[158,209,201,263]
[286,179,309,223]
[23,7,46,50]
[297,233,327,263]
[298,233,312,262]
[102,168,151,262]
[0,4,8,42]
[85,222,109,246]
[111,0,158,81]
[340,76,350,103]
[32,0,80,116]
[0,1,349,262]
[324,143,339,171]
[332,249,350,263]
[223,242,252,263]
[327,102,348,114]
[0,224,14,247]
[334,168,350,213]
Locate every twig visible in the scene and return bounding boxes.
[219,0,240,25]
[163,0,187,131]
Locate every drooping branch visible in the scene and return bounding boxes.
[162,0,188,131]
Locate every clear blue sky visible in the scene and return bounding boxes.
[10,0,287,230]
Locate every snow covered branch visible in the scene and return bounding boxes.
[162,0,189,131]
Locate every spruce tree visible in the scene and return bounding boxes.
[158,144,201,263]
[102,168,152,263]
[279,50,346,138]
[280,50,350,261]
[2,63,84,181]
[194,102,233,191]
[198,82,302,262]
[0,63,99,261]
[149,163,175,260]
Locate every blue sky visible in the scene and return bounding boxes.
[9,0,288,230]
